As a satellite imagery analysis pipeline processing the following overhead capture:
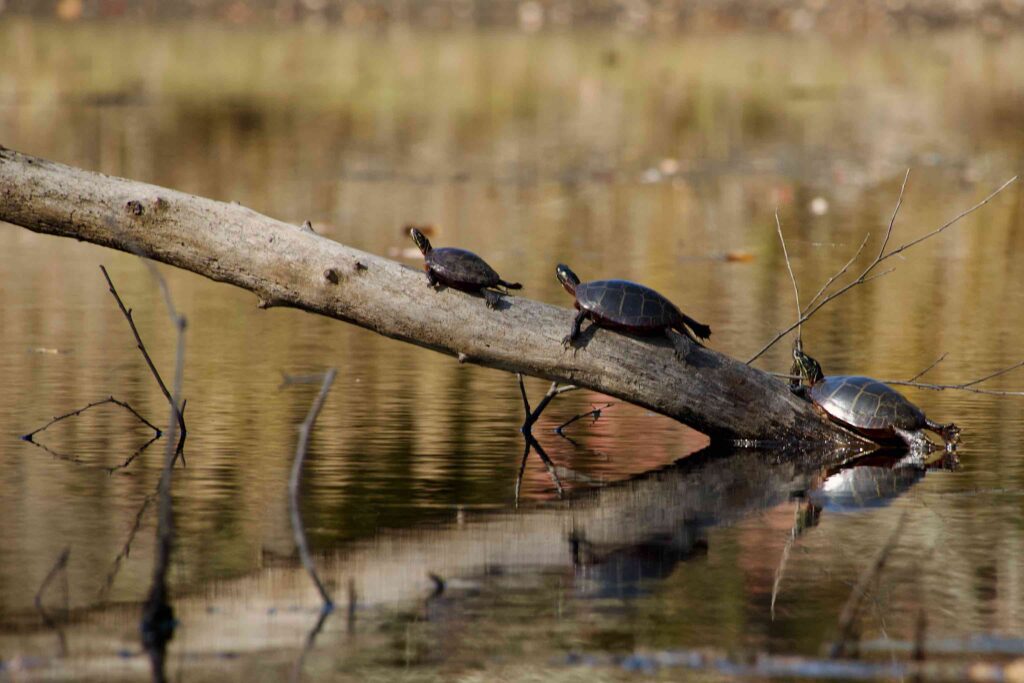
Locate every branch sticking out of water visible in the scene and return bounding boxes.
[287,369,338,683]
[137,264,187,683]
[287,368,338,610]
[21,396,162,444]
[748,172,1018,365]
[555,402,615,439]
[514,374,577,503]
[34,547,70,657]
[100,265,188,466]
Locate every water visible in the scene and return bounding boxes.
[1,19,1024,679]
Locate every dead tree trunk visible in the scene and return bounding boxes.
[0,146,869,447]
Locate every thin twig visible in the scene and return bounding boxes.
[21,396,161,442]
[288,369,338,609]
[906,353,948,382]
[555,402,615,438]
[880,359,1024,395]
[829,512,908,659]
[748,175,1018,364]
[34,547,71,657]
[876,169,911,262]
[776,210,802,343]
[805,233,871,311]
[100,265,187,466]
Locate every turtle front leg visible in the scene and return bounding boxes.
[425,268,439,288]
[562,309,587,349]
[925,419,961,449]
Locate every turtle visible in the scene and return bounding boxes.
[410,227,522,308]
[555,263,711,360]
[791,343,961,451]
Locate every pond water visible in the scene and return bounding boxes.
[1,19,1024,680]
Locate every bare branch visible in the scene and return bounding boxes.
[515,374,574,503]
[776,210,802,342]
[21,396,161,443]
[288,369,338,609]
[806,233,871,311]
[906,353,949,382]
[100,266,188,465]
[881,358,1024,396]
[555,402,615,438]
[747,175,1017,365]
[876,169,911,261]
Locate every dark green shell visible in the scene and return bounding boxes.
[809,376,925,434]
[426,248,502,288]
[574,280,677,331]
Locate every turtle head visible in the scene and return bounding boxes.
[792,343,824,385]
[556,264,580,295]
[409,227,432,255]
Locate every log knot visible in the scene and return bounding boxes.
[125,200,145,216]
[324,268,340,284]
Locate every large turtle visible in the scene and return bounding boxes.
[410,227,522,308]
[791,343,960,450]
[555,264,710,359]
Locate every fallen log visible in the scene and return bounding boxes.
[0,145,868,446]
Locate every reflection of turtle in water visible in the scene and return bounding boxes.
[555,264,710,360]
[792,343,961,450]
[410,227,522,308]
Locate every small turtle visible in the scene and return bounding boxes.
[410,227,522,308]
[555,264,710,360]
[792,343,961,451]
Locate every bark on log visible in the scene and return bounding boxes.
[0,146,870,447]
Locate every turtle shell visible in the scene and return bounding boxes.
[426,248,502,290]
[810,376,926,437]
[575,280,677,333]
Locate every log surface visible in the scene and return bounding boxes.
[0,146,869,447]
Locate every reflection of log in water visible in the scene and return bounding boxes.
[0,446,941,674]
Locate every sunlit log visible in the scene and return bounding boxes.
[0,145,870,447]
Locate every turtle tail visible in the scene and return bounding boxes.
[499,280,523,290]
[680,314,711,341]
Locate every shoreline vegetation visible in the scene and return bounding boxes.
[4,0,1024,35]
